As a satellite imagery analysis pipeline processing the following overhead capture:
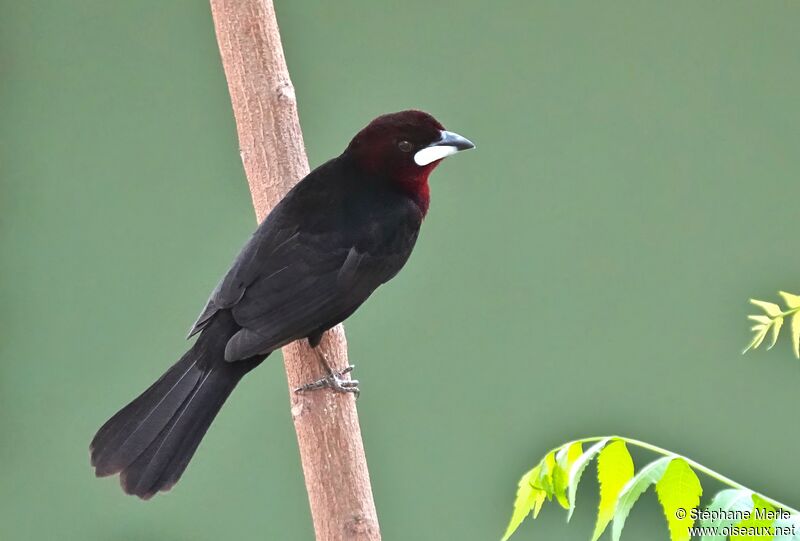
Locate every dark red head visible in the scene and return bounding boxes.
[346,110,475,215]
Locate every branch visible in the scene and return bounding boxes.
[209,1,381,539]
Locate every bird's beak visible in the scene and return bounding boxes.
[414,130,476,166]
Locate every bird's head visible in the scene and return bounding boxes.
[346,110,475,214]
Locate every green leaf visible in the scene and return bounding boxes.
[567,438,611,521]
[502,465,546,541]
[791,312,800,359]
[655,458,702,541]
[731,494,776,540]
[779,291,800,309]
[535,451,557,498]
[700,489,755,541]
[611,456,673,541]
[751,299,782,317]
[749,315,773,325]
[773,513,800,541]
[554,442,583,509]
[768,317,784,349]
[591,440,634,541]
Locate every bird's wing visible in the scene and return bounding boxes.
[188,162,337,339]
[186,208,298,339]
[223,236,384,361]
[189,187,421,361]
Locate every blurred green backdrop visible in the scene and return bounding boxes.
[2,1,799,540]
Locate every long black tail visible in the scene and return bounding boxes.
[90,312,263,499]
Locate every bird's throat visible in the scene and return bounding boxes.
[398,174,430,216]
[394,165,436,216]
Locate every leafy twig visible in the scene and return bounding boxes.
[503,436,799,541]
[744,292,800,358]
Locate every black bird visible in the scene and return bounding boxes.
[90,110,475,499]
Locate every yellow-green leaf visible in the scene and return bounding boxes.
[791,312,800,359]
[591,440,634,541]
[768,317,784,350]
[779,291,800,309]
[502,465,545,541]
[612,456,673,541]
[749,315,773,325]
[531,490,546,519]
[655,458,703,541]
[567,438,611,521]
[554,442,583,509]
[744,324,770,354]
[731,494,776,541]
[751,299,782,317]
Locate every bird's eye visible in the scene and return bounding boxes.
[397,140,413,153]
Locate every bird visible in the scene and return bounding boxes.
[89,110,475,499]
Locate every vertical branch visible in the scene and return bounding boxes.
[209,1,381,539]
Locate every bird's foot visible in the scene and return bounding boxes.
[294,365,360,398]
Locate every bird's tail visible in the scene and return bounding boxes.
[90,311,263,499]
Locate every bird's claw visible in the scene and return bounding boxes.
[294,365,360,398]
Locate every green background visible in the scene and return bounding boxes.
[2,1,799,540]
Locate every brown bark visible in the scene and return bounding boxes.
[209,1,381,539]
